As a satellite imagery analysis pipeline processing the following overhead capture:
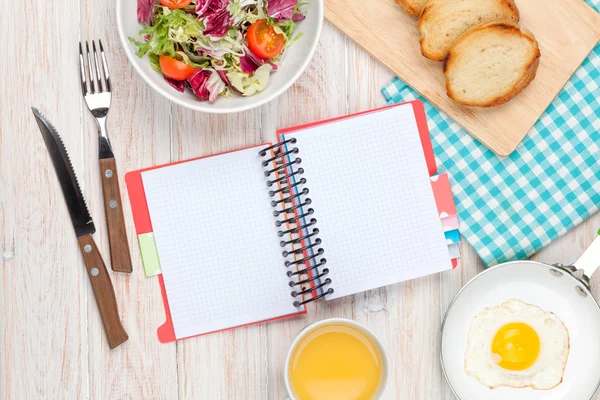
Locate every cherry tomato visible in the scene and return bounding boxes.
[159,55,196,80]
[246,20,285,59]
[159,0,193,9]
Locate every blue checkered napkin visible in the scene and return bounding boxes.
[382,0,600,266]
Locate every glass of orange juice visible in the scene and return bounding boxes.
[284,318,389,400]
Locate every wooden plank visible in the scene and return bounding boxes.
[80,0,178,397]
[171,104,267,399]
[0,0,87,398]
[324,0,600,156]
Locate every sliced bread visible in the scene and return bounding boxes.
[443,22,541,107]
[395,0,430,16]
[419,0,520,61]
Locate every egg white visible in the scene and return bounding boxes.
[464,299,570,390]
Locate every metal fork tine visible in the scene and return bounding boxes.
[78,42,88,96]
[92,41,105,93]
[80,38,112,127]
[98,40,111,93]
[85,42,97,94]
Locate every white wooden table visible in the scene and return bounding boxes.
[1,1,599,398]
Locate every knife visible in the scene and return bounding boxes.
[32,107,128,349]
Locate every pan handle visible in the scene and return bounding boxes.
[572,230,600,287]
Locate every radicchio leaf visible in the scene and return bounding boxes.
[216,69,231,86]
[196,0,210,16]
[187,69,226,102]
[188,69,211,100]
[291,13,305,22]
[264,59,278,70]
[198,47,219,59]
[266,0,306,22]
[203,8,232,38]
[164,77,185,93]
[244,46,264,66]
[216,69,241,94]
[239,53,259,74]
[243,46,279,71]
[196,0,229,17]
[196,0,231,38]
[205,71,227,102]
[137,0,155,25]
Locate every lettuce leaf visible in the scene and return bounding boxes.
[131,8,205,59]
[149,53,161,71]
[228,0,260,25]
[227,64,272,96]
[276,18,302,44]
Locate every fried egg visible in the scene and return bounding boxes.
[464,299,569,390]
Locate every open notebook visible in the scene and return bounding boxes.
[126,101,459,341]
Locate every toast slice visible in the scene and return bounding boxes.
[419,0,520,61]
[395,0,430,16]
[443,22,541,107]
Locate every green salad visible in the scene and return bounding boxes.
[131,0,307,102]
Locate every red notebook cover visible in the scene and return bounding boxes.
[125,100,457,343]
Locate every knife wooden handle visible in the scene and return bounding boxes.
[78,234,129,349]
[100,158,133,273]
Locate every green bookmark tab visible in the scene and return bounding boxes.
[138,233,162,276]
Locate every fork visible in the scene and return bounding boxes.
[79,40,133,273]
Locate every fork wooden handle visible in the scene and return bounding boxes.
[78,234,129,349]
[100,157,133,273]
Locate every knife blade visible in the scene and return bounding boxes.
[32,108,95,237]
[32,107,128,349]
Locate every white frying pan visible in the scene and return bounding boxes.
[441,234,600,400]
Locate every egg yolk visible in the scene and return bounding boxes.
[491,322,540,371]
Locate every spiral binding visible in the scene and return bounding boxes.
[259,139,334,307]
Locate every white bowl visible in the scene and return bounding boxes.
[116,1,323,114]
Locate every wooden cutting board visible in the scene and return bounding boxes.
[325,0,600,156]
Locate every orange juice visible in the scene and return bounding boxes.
[288,324,383,400]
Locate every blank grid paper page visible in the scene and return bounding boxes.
[285,104,451,300]
[142,147,299,339]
